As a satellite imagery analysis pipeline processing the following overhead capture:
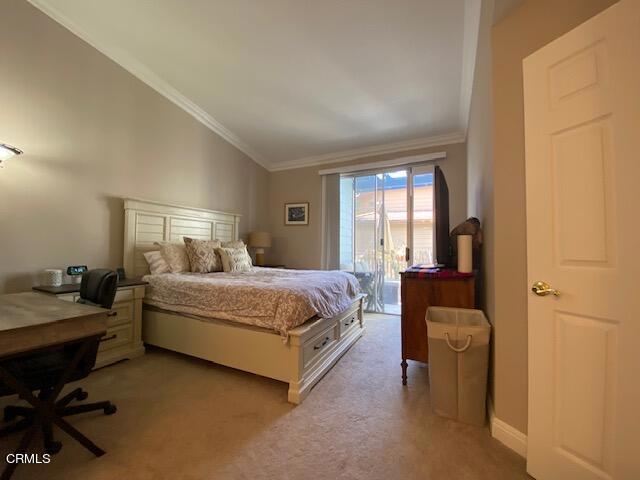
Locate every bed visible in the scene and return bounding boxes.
[123,198,365,404]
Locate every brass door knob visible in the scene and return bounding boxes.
[531,281,560,297]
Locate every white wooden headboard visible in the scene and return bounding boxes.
[123,197,241,277]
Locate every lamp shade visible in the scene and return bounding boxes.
[248,232,272,248]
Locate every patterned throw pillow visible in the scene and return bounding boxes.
[183,237,223,273]
[154,242,191,273]
[143,250,170,275]
[220,240,245,249]
[217,246,253,273]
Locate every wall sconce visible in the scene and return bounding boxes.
[0,143,23,167]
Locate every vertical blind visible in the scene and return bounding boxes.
[321,173,340,270]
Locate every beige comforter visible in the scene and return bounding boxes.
[142,267,361,337]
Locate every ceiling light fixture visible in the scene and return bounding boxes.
[0,143,23,167]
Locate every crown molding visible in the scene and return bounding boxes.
[318,151,446,176]
[27,0,270,170]
[269,131,466,172]
[28,1,475,174]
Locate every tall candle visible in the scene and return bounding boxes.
[457,235,473,273]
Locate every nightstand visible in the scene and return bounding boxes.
[33,278,147,368]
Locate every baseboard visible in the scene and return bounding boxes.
[488,397,528,458]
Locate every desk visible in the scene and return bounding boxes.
[0,293,108,358]
[0,293,110,479]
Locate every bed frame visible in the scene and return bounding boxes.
[123,197,365,404]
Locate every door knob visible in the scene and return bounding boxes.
[531,281,560,297]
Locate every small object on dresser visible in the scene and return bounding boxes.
[449,217,483,271]
[41,269,63,287]
[66,265,88,284]
[116,267,126,281]
[457,235,473,273]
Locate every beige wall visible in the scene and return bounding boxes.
[0,0,269,293]
[491,0,618,433]
[467,0,495,399]
[268,143,467,269]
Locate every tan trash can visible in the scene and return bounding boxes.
[425,307,491,426]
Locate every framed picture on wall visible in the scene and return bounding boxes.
[284,202,309,225]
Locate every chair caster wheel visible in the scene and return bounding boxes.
[76,391,88,401]
[104,404,117,415]
[45,441,62,455]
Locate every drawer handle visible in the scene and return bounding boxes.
[314,337,330,350]
[107,311,117,317]
[344,317,355,326]
[100,334,117,343]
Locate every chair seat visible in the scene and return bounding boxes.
[0,341,99,396]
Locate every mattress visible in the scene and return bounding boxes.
[142,267,361,337]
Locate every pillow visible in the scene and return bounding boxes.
[143,250,170,275]
[217,246,253,273]
[183,237,222,273]
[154,242,191,273]
[220,239,245,249]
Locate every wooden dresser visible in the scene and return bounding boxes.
[33,279,147,368]
[400,269,475,384]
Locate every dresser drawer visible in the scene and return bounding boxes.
[35,283,146,368]
[339,311,359,336]
[302,324,338,368]
[113,289,134,303]
[99,323,133,352]
[109,301,132,327]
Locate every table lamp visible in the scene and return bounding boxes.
[248,232,272,266]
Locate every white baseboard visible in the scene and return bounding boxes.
[488,397,528,458]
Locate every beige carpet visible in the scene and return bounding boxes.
[0,314,528,480]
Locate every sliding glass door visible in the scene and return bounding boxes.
[340,166,434,313]
[410,166,435,266]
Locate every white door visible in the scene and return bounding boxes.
[523,1,640,479]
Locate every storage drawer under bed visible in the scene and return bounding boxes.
[302,324,339,369]
[339,311,359,336]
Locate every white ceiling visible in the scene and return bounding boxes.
[29,0,481,171]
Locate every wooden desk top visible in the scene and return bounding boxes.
[0,293,108,358]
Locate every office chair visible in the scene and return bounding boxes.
[0,269,118,459]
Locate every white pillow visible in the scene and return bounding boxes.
[154,242,191,273]
[216,246,253,273]
[220,239,245,249]
[143,250,170,275]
